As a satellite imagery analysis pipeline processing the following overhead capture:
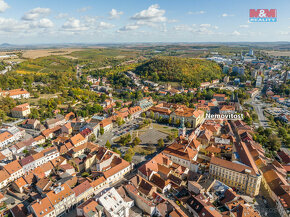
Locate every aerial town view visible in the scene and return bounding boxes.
[0,0,289,217]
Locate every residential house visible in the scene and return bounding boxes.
[46,115,65,129]
[22,119,44,131]
[0,88,30,99]
[96,187,131,217]
[72,180,94,205]
[129,106,142,119]
[70,133,87,147]
[220,105,236,115]
[99,118,113,133]
[11,177,28,193]
[90,176,107,194]
[11,103,31,118]
[3,160,24,182]
[0,170,10,189]
[76,198,103,217]
[46,184,76,216]
[19,155,36,173]
[0,131,14,148]
[162,142,198,169]
[103,157,132,185]
[213,94,226,102]
[30,197,56,217]
[186,194,222,217]
[61,122,73,135]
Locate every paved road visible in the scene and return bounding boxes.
[248,92,269,128]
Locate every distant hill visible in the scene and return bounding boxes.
[0,43,14,48]
[134,56,222,87]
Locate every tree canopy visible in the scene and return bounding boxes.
[134,56,222,87]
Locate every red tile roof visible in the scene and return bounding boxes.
[72,180,92,197]
[210,157,255,176]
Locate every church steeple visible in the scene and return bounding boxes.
[178,117,186,137]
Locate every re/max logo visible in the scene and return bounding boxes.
[249,9,277,22]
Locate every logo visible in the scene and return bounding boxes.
[205,113,244,120]
[249,9,277,22]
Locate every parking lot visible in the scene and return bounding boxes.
[97,118,143,146]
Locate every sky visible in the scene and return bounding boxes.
[0,0,289,44]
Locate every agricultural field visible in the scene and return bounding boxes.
[21,48,84,59]
[264,50,290,57]
[15,56,75,74]
[68,48,141,60]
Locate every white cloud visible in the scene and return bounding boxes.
[78,7,91,13]
[131,4,166,23]
[82,16,98,25]
[280,31,289,35]
[109,9,123,19]
[55,13,68,19]
[0,0,9,13]
[222,13,234,17]
[22,8,51,20]
[118,24,139,32]
[99,21,115,29]
[173,23,218,35]
[200,24,211,28]
[62,18,88,31]
[36,18,54,28]
[188,10,205,15]
[239,25,249,28]
[168,19,178,23]
[196,27,214,35]
[121,4,167,30]
[174,24,194,31]
[232,30,241,36]
[0,17,28,32]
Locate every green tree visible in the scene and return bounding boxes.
[150,111,154,119]
[112,147,121,155]
[81,172,89,177]
[100,127,104,135]
[176,119,180,126]
[105,140,111,149]
[0,109,7,123]
[133,137,141,147]
[123,147,135,162]
[89,134,96,142]
[167,135,173,141]
[173,131,178,138]
[268,134,281,151]
[117,117,125,126]
[185,122,191,128]
[158,138,164,148]
[29,108,40,119]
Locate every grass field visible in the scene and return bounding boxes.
[134,145,156,155]
[19,93,60,105]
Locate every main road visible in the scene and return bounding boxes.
[248,91,269,128]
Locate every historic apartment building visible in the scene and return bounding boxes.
[209,157,261,196]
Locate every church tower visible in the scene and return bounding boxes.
[178,118,186,137]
